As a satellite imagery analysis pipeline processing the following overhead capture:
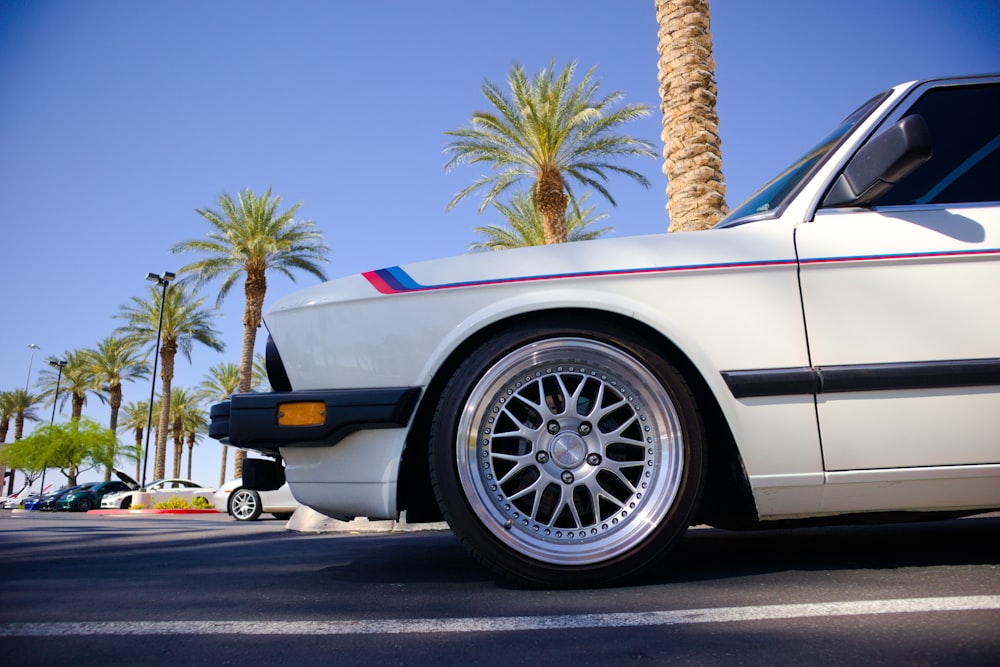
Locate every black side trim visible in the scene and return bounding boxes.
[722,358,1000,399]
[209,387,421,449]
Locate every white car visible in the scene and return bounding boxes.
[210,74,1000,587]
[100,478,215,509]
[1,485,42,510]
[213,478,299,521]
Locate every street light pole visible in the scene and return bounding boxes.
[42,359,67,494]
[25,343,40,391]
[141,271,175,490]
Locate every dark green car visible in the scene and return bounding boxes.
[56,471,139,512]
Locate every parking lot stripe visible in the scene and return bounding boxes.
[1,596,997,637]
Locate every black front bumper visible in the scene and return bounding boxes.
[209,387,421,453]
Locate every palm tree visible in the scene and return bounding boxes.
[37,350,105,420]
[85,336,149,480]
[168,387,198,478]
[654,0,728,231]
[182,407,207,481]
[118,400,150,481]
[1,391,16,493]
[471,190,613,251]
[172,187,329,477]
[198,362,241,485]
[116,282,223,481]
[445,59,655,245]
[0,391,14,444]
[10,390,42,440]
[6,389,41,490]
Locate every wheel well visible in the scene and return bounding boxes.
[397,308,758,528]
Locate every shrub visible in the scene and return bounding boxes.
[151,495,213,510]
[154,496,190,509]
[130,504,145,510]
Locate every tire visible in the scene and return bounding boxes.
[75,497,94,512]
[229,488,262,521]
[429,319,705,588]
[120,498,131,510]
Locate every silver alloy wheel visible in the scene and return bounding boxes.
[455,337,686,566]
[230,488,261,521]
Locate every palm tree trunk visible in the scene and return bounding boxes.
[235,275,267,479]
[186,433,195,480]
[173,417,183,479]
[0,417,8,494]
[101,385,123,482]
[655,0,728,231]
[155,341,177,481]
[219,445,228,486]
[134,427,143,481]
[536,167,569,244]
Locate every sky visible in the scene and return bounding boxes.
[1,0,998,491]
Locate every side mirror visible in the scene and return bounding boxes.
[822,114,932,208]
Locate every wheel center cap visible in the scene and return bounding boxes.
[549,432,586,468]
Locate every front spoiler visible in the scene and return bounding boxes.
[208,387,421,452]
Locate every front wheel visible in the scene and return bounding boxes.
[429,320,705,588]
[75,497,94,512]
[229,488,262,521]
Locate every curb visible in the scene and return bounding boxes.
[87,509,220,515]
[285,507,448,534]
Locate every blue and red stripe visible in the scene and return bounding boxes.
[362,248,1000,295]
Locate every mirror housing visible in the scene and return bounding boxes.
[242,457,286,491]
[822,114,932,208]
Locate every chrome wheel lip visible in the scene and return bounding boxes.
[456,338,685,566]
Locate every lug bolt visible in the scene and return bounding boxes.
[547,420,560,434]
[536,451,550,464]
[561,471,574,484]
[578,422,592,436]
[586,453,602,466]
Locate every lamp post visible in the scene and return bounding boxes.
[25,343,40,391]
[42,359,67,494]
[141,271,175,490]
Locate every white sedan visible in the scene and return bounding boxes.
[100,478,215,509]
[213,478,299,521]
[210,74,999,587]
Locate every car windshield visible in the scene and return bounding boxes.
[718,91,890,227]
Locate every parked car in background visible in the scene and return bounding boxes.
[22,484,89,511]
[57,471,138,512]
[211,74,1000,588]
[101,478,216,509]
[36,483,98,511]
[213,478,299,521]
[2,485,49,510]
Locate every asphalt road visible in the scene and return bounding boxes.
[0,510,997,666]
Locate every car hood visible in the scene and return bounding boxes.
[113,469,140,489]
[266,226,788,316]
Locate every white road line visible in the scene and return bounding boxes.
[2,596,997,637]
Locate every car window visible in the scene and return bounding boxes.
[718,91,890,227]
[870,83,1000,207]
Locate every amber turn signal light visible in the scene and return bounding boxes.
[277,402,326,426]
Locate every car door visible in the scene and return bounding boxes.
[795,77,1000,476]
